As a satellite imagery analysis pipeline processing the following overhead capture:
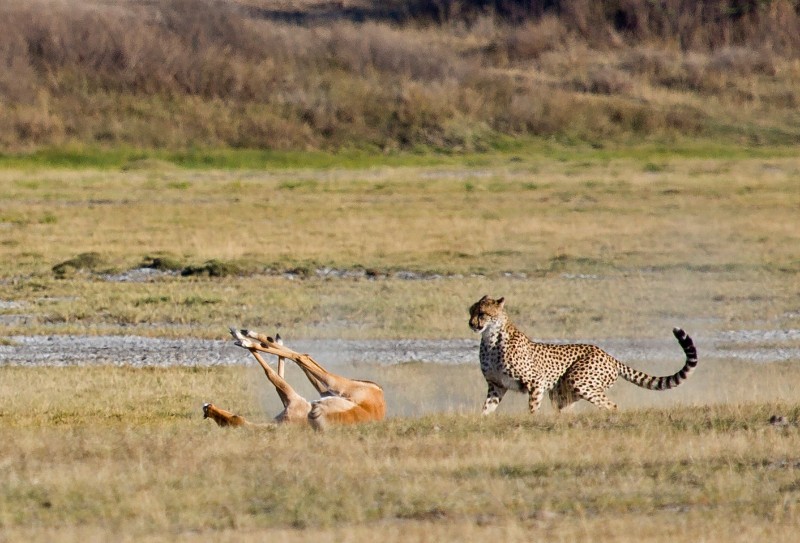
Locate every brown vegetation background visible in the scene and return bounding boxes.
[2,0,799,152]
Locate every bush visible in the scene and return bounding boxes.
[1,0,799,151]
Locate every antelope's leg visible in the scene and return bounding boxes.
[202,403,249,427]
[258,347,346,397]
[288,353,345,395]
[234,328,345,396]
[246,348,304,409]
[250,333,284,377]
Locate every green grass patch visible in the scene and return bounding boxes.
[0,146,463,171]
[1,142,799,171]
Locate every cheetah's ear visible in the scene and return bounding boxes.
[497,297,505,307]
[479,294,489,302]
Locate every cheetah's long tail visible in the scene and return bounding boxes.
[618,328,698,390]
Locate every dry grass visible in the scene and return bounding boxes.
[4,158,797,277]
[1,269,797,342]
[0,156,797,339]
[0,153,797,538]
[1,3,798,539]
[1,0,799,152]
[1,364,800,541]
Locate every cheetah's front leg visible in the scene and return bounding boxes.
[482,382,507,415]
[527,384,545,414]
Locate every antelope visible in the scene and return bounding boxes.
[203,328,385,430]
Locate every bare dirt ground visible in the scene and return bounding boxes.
[2,330,798,367]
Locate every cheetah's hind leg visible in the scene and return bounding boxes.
[555,355,620,412]
[575,386,618,411]
[549,378,579,412]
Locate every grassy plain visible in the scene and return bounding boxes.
[2,2,800,539]
[1,153,798,340]
[1,150,799,541]
[2,364,800,542]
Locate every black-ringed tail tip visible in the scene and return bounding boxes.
[672,327,698,364]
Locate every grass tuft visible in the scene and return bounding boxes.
[142,254,185,272]
[180,259,263,278]
[51,252,107,279]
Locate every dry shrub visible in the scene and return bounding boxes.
[10,93,66,145]
[498,78,706,142]
[495,79,579,136]
[158,0,267,60]
[417,0,800,54]
[708,46,778,76]
[619,46,777,95]
[321,22,468,82]
[620,48,704,92]
[620,48,684,81]
[557,0,625,49]
[385,80,465,148]
[234,107,317,150]
[0,27,38,104]
[500,15,570,62]
[1,0,799,151]
[568,66,633,95]
[1,0,294,101]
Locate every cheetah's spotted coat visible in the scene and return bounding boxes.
[469,295,698,414]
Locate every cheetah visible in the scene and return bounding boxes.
[468,295,698,414]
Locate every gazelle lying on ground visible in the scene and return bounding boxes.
[203,328,386,430]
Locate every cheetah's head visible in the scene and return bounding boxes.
[469,295,505,333]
